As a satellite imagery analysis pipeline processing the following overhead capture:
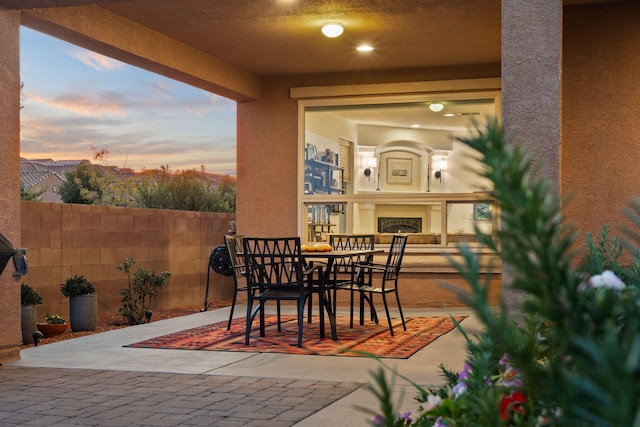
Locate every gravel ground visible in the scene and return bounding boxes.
[21,303,228,349]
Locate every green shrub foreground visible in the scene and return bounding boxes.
[366,120,640,426]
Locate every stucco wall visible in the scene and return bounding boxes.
[562,2,640,242]
[20,202,235,327]
[0,9,22,364]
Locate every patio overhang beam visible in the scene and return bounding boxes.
[19,4,261,102]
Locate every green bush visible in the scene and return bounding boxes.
[366,120,640,426]
[60,275,96,297]
[20,283,42,305]
[117,258,171,325]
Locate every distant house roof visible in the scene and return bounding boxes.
[20,170,65,189]
[20,158,137,184]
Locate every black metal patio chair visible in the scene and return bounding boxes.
[336,234,408,336]
[242,236,322,347]
[330,234,375,327]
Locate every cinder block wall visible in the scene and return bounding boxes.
[20,201,236,322]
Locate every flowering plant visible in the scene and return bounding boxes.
[45,313,66,325]
[365,121,640,426]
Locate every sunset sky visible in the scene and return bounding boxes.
[19,27,237,175]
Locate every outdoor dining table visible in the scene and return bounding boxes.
[301,248,381,341]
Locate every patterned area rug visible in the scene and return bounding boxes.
[127,315,466,359]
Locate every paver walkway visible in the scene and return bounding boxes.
[0,366,360,426]
[3,307,474,426]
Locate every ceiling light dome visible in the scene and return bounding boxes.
[322,23,344,38]
[429,103,444,112]
[357,45,374,52]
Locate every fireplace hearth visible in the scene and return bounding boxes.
[377,217,422,233]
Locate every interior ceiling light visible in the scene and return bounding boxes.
[429,103,444,112]
[357,44,374,52]
[411,124,420,128]
[443,113,456,117]
[322,23,344,38]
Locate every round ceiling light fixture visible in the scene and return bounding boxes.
[357,44,374,52]
[429,103,444,112]
[322,23,344,38]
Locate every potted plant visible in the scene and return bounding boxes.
[20,283,42,344]
[37,313,68,337]
[61,274,97,331]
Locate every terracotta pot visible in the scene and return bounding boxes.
[37,323,68,337]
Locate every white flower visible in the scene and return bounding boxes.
[589,270,626,290]
[453,381,467,397]
[424,394,443,411]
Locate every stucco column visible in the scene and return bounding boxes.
[501,0,562,311]
[0,9,22,363]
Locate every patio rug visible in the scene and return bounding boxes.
[126,315,466,359]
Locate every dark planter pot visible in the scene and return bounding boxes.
[69,294,97,332]
[21,304,37,344]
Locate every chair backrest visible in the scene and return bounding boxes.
[383,234,408,281]
[242,237,306,292]
[329,234,375,274]
[224,235,245,282]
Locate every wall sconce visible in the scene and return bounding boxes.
[434,158,448,183]
[363,156,377,181]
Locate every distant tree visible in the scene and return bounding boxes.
[59,160,236,213]
[20,184,44,201]
[59,164,107,204]
[212,174,236,213]
[136,167,234,212]
[97,176,142,208]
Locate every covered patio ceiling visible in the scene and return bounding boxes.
[0,0,622,130]
[0,0,616,78]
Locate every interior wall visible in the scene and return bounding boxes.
[562,2,640,243]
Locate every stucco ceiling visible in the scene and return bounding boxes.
[98,0,503,76]
[0,0,622,130]
[0,0,623,76]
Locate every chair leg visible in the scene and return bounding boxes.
[349,288,355,328]
[297,299,306,347]
[382,293,394,336]
[277,301,282,332]
[260,301,267,337]
[359,292,378,325]
[307,292,313,323]
[368,291,376,321]
[227,288,238,330]
[394,289,407,331]
[245,301,259,345]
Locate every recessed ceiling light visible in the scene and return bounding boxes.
[357,45,374,52]
[429,103,444,112]
[443,113,456,117]
[322,23,343,38]
[411,124,420,128]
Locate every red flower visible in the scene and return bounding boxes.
[500,391,527,421]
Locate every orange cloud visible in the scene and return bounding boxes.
[68,49,126,71]
[29,93,125,117]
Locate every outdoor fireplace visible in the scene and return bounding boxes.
[377,217,422,233]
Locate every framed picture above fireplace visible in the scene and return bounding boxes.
[387,158,412,185]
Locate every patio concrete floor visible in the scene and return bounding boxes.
[1,307,479,426]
